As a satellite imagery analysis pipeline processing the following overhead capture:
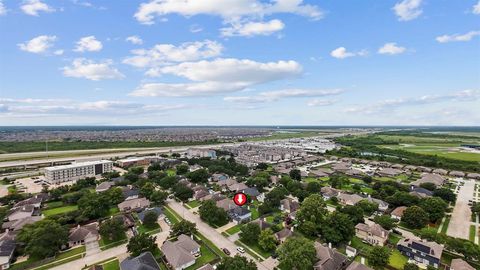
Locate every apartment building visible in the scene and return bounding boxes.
[44,160,113,184]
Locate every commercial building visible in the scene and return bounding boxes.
[116,157,151,168]
[44,160,113,184]
[186,148,217,159]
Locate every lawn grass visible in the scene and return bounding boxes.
[350,237,372,254]
[166,169,176,176]
[235,240,263,261]
[250,206,259,220]
[185,243,217,270]
[137,223,160,234]
[163,206,181,224]
[469,225,476,242]
[440,216,451,234]
[389,250,408,269]
[45,201,64,209]
[11,246,86,270]
[186,200,201,209]
[42,205,78,216]
[225,224,242,235]
[99,233,127,250]
[102,259,120,270]
[388,233,402,245]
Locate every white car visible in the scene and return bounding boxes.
[236,247,245,253]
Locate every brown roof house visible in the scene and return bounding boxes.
[8,205,35,221]
[120,251,161,270]
[118,198,151,212]
[313,242,348,270]
[161,234,200,270]
[411,174,446,188]
[279,198,300,213]
[275,228,293,243]
[355,223,389,246]
[390,206,407,220]
[68,223,99,247]
[450,259,475,270]
[377,168,403,177]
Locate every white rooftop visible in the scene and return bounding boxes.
[44,160,112,171]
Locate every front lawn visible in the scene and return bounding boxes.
[237,240,272,259]
[45,201,64,209]
[389,250,408,269]
[225,224,242,235]
[250,206,259,220]
[102,259,120,270]
[137,222,161,234]
[440,216,451,234]
[186,200,201,209]
[99,233,127,250]
[163,206,181,224]
[43,205,78,216]
[185,244,217,270]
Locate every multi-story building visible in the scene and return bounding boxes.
[44,160,113,184]
[397,238,443,268]
[116,157,151,168]
[186,148,217,159]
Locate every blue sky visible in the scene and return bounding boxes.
[0,0,479,126]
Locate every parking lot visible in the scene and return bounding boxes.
[447,179,475,240]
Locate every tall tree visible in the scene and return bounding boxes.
[143,210,159,229]
[258,228,278,252]
[171,220,197,237]
[277,237,317,270]
[77,192,110,219]
[17,220,68,259]
[289,169,302,181]
[402,206,429,229]
[240,223,261,244]
[199,200,229,226]
[367,246,391,270]
[321,212,355,245]
[217,255,257,270]
[99,217,125,241]
[296,194,328,237]
[150,190,168,205]
[127,233,157,257]
[420,197,448,223]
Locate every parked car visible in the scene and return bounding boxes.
[222,248,230,255]
[236,247,245,253]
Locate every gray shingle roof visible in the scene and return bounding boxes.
[120,251,160,270]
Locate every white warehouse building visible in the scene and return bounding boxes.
[44,160,113,184]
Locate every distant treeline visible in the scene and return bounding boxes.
[0,140,220,153]
[377,131,480,140]
[330,136,480,172]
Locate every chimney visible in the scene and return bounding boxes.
[361,257,365,265]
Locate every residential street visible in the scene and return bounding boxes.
[167,200,273,270]
[447,179,475,240]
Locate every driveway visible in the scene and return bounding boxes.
[447,179,475,240]
[168,200,273,270]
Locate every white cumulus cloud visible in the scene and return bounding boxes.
[221,19,285,37]
[330,47,367,59]
[18,35,57,54]
[225,89,343,104]
[20,0,55,16]
[393,0,422,21]
[473,1,480,14]
[378,42,406,55]
[62,58,125,81]
[123,40,223,70]
[126,35,143,45]
[134,0,322,25]
[74,36,103,52]
[130,58,302,97]
[0,1,7,15]
[436,31,480,43]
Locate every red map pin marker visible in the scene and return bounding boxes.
[233,192,247,206]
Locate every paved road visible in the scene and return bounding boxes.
[447,179,475,240]
[167,200,272,270]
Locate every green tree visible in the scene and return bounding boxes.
[256,163,268,170]
[99,217,125,241]
[321,212,355,245]
[171,220,197,237]
[240,223,261,244]
[176,164,189,175]
[404,263,419,270]
[265,187,288,208]
[187,169,209,183]
[127,233,157,257]
[277,237,317,270]
[357,200,379,215]
[289,169,302,181]
[296,194,328,237]
[78,192,110,219]
[433,188,456,203]
[139,182,156,199]
[17,220,68,259]
[374,215,397,230]
[173,183,194,202]
[367,246,391,270]
[143,210,159,229]
[217,255,257,270]
[150,190,168,205]
[420,197,448,223]
[158,176,177,189]
[338,205,365,225]
[199,200,229,226]
[105,187,124,205]
[258,228,277,252]
[306,182,322,194]
[402,206,429,229]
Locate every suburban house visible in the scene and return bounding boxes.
[137,207,163,224]
[161,234,200,270]
[449,171,465,178]
[346,262,373,270]
[467,173,480,180]
[391,206,407,220]
[432,169,448,175]
[397,238,443,268]
[118,198,151,212]
[120,251,160,270]
[279,198,300,213]
[13,194,46,209]
[337,193,389,212]
[2,216,42,232]
[193,189,210,201]
[68,223,99,248]
[377,168,403,177]
[355,223,389,246]
[321,187,340,200]
[313,242,348,270]
[210,173,229,182]
[409,187,433,198]
[228,182,249,193]
[310,169,329,178]
[96,181,114,192]
[228,207,252,224]
[216,198,239,211]
[121,186,140,200]
[275,228,293,243]
[242,187,264,202]
[0,232,15,270]
[252,218,272,230]
[450,259,475,270]
[411,174,445,188]
[8,205,35,221]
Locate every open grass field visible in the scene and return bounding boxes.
[42,205,78,216]
[102,259,120,270]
